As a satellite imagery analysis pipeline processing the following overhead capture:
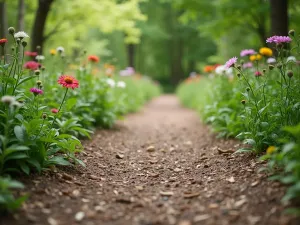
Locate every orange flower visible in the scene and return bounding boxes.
[88,55,100,63]
[204,65,215,73]
[57,75,79,89]
[0,38,8,47]
[259,47,273,57]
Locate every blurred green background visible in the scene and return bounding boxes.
[0,0,299,92]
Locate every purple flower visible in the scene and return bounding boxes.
[119,67,135,76]
[266,36,292,44]
[243,62,253,69]
[240,49,256,57]
[267,58,276,64]
[255,71,262,77]
[225,57,237,69]
[30,88,43,95]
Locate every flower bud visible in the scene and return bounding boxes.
[269,65,274,70]
[8,27,15,35]
[287,70,293,78]
[240,60,244,65]
[237,65,242,70]
[241,100,246,105]
[289,30,295,37]
[276,63,282,69]
[21,41,27,47]
[34,70,40,75]
[11,47,15,52]
[36,80,42,86]
[16,39,20,45]
[41,66,45,71]
[246,87,250,92]
[42,113,47,119]
[237,73,241,78]
[262,69,267,73]
[39,85,43,89]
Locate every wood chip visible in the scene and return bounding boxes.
[160,191,174,196]
[74,211,85,222]
[217,148,235,154]
[61,173,73,181]
[146,146,155,152]
[193,214,211,222]
[227,176,235,183]
[183,192,201,198]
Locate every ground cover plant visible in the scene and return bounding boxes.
[177,30,300,211]
[0,28,160,213]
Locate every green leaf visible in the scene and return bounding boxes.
[46,156,72,166]
[14,126,26,142]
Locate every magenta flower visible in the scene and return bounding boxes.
[30,88,43,95]
[240,49,256,57]
[51,108,59,114]
[266,36,292,44]
[255,71,262,77]
[225,57,238,69]
[24,61,40,70]
[243,62,253,69]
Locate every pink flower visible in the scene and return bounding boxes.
[51,108,59,114]
[240,49,256,57]
[30,88,43,95]
[24,61,40,70]
[243,62,253,69]
[225,57,237,69]
[266,36,292,44]
[255,71,262,77]
[57,75,79,89]
[25,51,38,57]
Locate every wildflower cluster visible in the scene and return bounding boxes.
[0,27,160,212]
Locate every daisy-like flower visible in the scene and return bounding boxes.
[225,57,237,69]
[0,38,8,47]
[240,49,256,57]
[56,46,64,53]
[255,71,262,77]
[30,88,43,95]
[50,49,56,55]
[266,35,292,44]
[259,47,273,57]
[25,51,38,57]
[24,61,40,70]
[243,62,253,69]
[57,75,79,89]
[14,31,29,39]
[1,95,16,105]
[287,56,296,63]
[117,81,126,88]
[267,58,276,64]
[51,108,59,114]
[106,78,116,88]
[249,54,262,61]
[36,55,45,61]
[88,55,100,63]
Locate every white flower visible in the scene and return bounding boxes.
[14,31,29,39]
[1,95,16,105]
[287,56,296,63]
[35,55,45,61]
[215,65,226,75]
[11,101,23,108]
[117,81,126,88]
[189,72,197,77]
[267,58,276,64]
[106,78,115,88]
[56,46,65,53]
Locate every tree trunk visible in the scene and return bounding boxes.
[127,44,135,68]
[31,0,54,52]
[0,0,8,38]
[17,0,25,31]
[270,0,288,36]
[170,38,184,85]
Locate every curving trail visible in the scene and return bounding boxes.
[1,95,298,225]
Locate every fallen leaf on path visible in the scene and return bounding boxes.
[61,173,73,181]
[208,203,219,209]
[227,176,235,183]
[183,192,201,198]
[234,198,247,208]
[217,148,235,154]
[251,181,260,187]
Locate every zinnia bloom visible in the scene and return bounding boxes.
[255,71,262,77]
[25,51,38,57]
[204,65,215,73]
[30,88,43,95]
[57,75,79,89]
[24,61,40,70]
[225,57,237,69]
[266,36,292,44]
[51,108,59,114]
[259,47,273,57]
[14,31,29,39]
[249,54,262,61]
[240,49,256,57]
[88,55,100,63]
[0,38,8,47]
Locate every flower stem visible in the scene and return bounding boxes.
[50,88,69,128]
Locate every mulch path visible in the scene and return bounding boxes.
[1,95,299,225]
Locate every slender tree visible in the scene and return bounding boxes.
[270,0,289,35]
[127,44,135,67]
[31,0,54,52]
[17,0,25,31]
[0,0,8,38]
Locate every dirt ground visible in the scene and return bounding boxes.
[1,95,299,225]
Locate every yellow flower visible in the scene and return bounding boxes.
[259,47,273,57]
[266,146,276,154]
[50,49,56,55]
[249,54,262,61]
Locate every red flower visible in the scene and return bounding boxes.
[25,51,38,57]
[0,38,7,47]
[51,108,59,114]
[88,55,100,63]
[57,75,79,89]
[24,61,40,70]
[255,71,262,77]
